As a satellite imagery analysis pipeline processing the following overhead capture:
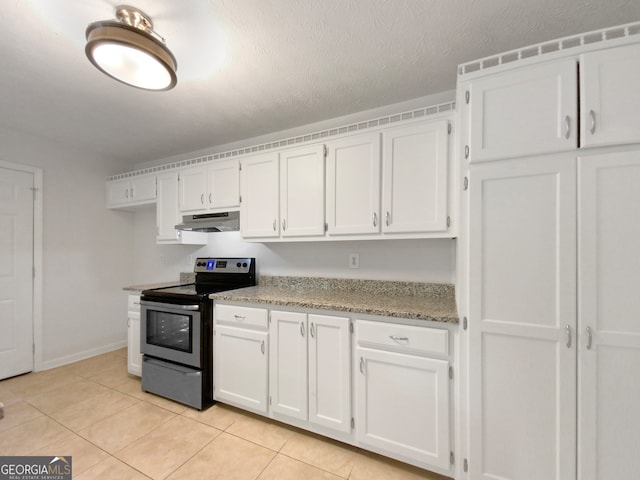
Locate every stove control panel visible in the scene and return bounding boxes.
[194,257,253,274]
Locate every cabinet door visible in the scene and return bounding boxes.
[179,166,207,213]
[130,175,157,203]
[382,120,449,233]
[280,145,326,237]
[468,155,577,480]
[467,59,577,162]
[269,311,308,420]
[214,325,269,414]
[240,152,280,238]
[127,311,142,377]
[106,179,131,206]
[308,314,351,433]
[578,150,640,480]
[581,43,640,148]
[207,159,240,210]
[156,171,180,242]
[326,133,381,235]
[356,347,450,470]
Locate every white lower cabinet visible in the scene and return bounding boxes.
[213,302,454,476]
[269,310,352,433]
[213,305,269,414]
[355,320,451,471]
[127,294,142,376]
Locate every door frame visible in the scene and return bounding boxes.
[0,160,43,372]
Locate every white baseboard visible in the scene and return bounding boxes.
[38,340,128,371]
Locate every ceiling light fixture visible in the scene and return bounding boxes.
[85,5,177,91]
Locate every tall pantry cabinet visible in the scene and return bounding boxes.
[458,38,640,480]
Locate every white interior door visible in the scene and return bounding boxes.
[0,167,34,379]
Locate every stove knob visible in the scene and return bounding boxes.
[236,262,242,268]
[243,262,248,267]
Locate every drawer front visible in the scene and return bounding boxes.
[215,304,268,329]
[128,294,141,312]
[356,320,449,356]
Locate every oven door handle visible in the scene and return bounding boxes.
[140,300,201,311]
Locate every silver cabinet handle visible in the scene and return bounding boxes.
[125,188,129,199]
[359,356,365,374]
[234,314,245,320]
[200,193,205,205]
[566,325,572,348]
[564,115,571,139]
[209,193,212,204]
[372,212,377,227]
[310,322,315,338]
[464,145,469,159]
[261,340,265,355]
[273,219,277,231]
[300,321,305,337]
[586,326,593,350]
[177,230,181,239]
[389,335,409,342]
[282,219,287,231]
[156,226,160,236]
[589,110,596,135]
[385,211,390,226]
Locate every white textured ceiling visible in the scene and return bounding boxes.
[2,0,640,167]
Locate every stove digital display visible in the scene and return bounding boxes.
[206,260,216,270]
[216,260,227,268]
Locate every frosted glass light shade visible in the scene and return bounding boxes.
[86,22,177,91]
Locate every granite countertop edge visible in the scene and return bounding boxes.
[211,277,459,324]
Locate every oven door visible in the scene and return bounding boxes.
[140,300,201,368]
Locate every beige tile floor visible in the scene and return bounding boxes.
[0,349,451,480]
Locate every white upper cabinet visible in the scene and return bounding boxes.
[382,120,449,233]
[240,152,280,238]
[326,133,382,235]
[156,171,181,241]
[107,174,157,208]
[156,171,207,245]
[466,59,578,162]
[280,145,326,237]
[179,160,240,214]
[178,165,207,213]
[580,43,640,148]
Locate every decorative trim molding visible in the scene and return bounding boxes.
[107,101,455,181]
[458,21,640,76]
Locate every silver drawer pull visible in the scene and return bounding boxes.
[261,340,265,355]
[586,326,593,350]
[389,335,409,342]
[566,325,572,348]
[310,322,315,338]
[300,322,305,337]
[234,314,245,320]
[359,356,365,374]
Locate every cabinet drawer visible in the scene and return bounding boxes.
[128,294,141,312]
[215,304,268,328]
[356,320,449,356]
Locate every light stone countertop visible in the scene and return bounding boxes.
[123,272,194,293]
[211,276,459,324]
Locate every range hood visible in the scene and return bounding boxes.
[175,212,240,232]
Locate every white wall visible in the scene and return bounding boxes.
[133,206,455,284]
[132,91,457,286]
[0,127,135,369]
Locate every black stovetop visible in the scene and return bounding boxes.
[141,257,256,303]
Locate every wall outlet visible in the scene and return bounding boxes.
[349,253,360,269]
[186,254,194,266]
